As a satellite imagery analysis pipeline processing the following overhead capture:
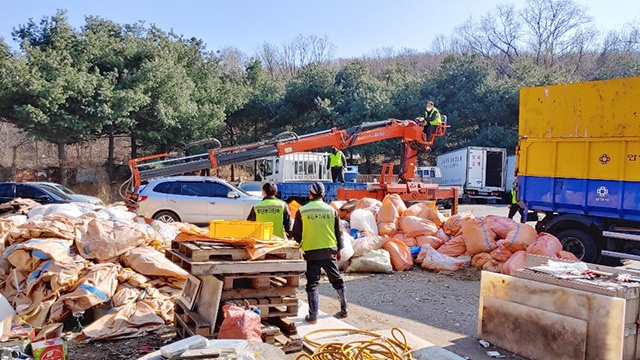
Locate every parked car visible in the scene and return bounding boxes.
[237,181,263,197]
[0,182,73,205]
[137,176,262,224]
[33,182,104,205]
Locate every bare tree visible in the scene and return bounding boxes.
[218,46,248,79]
[520,0,593,68]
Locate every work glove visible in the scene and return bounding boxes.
[337,252,342,261]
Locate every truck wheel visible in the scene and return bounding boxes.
[556,229,599,263]
[153,211,180,223]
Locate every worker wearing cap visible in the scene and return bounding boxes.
[327,147,347,183]
[423,101,442,141]
[247,182,292,239]
[291,181,348,323]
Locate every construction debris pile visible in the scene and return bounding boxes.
[0,202,189,342]
[331,195,580,275]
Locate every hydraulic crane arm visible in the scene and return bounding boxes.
[126,118,448,195]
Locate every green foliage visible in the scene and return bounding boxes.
[470,125,519,153]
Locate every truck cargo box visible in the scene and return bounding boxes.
[519,76,640,139]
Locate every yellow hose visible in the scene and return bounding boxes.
[296,328,413,360]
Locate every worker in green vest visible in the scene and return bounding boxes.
[507,181,524,221]
[291,182,347,324]
[423,100,442,141]
[327,147,347,183]
[247,182,292,239]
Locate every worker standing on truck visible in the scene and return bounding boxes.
[291,182,348,324]
[508,181,525,222]
[247,182,292,239]
[328,147,347,183]
[423,101,442,141]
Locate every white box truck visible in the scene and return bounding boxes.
[436,146,507,202]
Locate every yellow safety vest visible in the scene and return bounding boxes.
[425,108,442,126]
[299,199,337,251]
[254,198,286,238]
[511,188,517,204]
[329,151,344,168]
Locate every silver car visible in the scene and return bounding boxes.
[137,176,262,224]
[33,182,104,205]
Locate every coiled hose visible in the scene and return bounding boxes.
[296,327,413,360]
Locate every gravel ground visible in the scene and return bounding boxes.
[67,204,527,360]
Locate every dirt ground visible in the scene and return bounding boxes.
[65,204,526,360]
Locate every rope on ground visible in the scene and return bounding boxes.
[296,327,413,360]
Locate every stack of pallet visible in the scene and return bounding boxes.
[166,240,306,353]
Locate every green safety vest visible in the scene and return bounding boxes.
[254,198,286,238]
[511,188,517,204]
[299,199,337,251]
[425,108,442,126]
[329,151,344,168]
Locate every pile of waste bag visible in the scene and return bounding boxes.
[330,195,579,274]
[0,201,188,341]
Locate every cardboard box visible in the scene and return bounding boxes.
[32,337,66,360]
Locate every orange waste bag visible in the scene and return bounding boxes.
[501,250,527,275]
[437,235,466,257]
[526,232,562,258]
[382,238,414,271]
[218,304,262,342]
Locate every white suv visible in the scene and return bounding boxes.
[137,176,262,224]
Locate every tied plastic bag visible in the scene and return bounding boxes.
[471,252,493,268]
[443,211,474,236]
[490,245,513,262]
[383,194,407,216]
[558,250,580,261]
[392,232,417,247]
[462,218,497,256]
[437,236,467,257]
[382,238,413,271]
[483,215,518,239]
[434,228,450,243]
[418,244,468,272]
[398,216,438,238]
[404,201,446,227]
[351,235,388,257]
[218,304,262,342]
[338,231,355,269]
[501,250,527,275]
[499,223,538,252]
[350,209,378,236]
[482,259,504,273]
[355,198,383,217]
[377,198,399,237]
[346,249,393,273]
[415,235,443,249]
[526,232,562,258]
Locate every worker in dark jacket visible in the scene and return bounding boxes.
[423,101,442,141]
[327,147,347,183]
[247,182,292,239]
[291,182,347,324]
[507,181,525,221]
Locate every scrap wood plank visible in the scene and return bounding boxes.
[175,241,301,262]
[219,272,301,290]
[275,334,303,354]
[267,317,298,335]
[166,249,306,275]
[219,285,297,301]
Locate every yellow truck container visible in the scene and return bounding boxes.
[517,76,640,263]
[519,76,640,139]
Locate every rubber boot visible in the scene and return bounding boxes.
[336,288,348,318]
[305,291,319,324]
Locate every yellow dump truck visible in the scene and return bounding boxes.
[517,76,640,262]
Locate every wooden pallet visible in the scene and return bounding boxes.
[267,316,298,335]
[173,301,211,338]
[221,272,300,290]
[224,297,299,319]
[166,249,306,275]
[172,241,301,262]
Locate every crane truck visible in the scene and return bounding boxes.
[517,76,640,263]
[125,118,458,213]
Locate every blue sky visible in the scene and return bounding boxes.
[1,0,638,58]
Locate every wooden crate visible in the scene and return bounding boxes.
[166,249,306,275]
[172,241,301,262]
[174,300,211,338]
[479,270,640,359]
